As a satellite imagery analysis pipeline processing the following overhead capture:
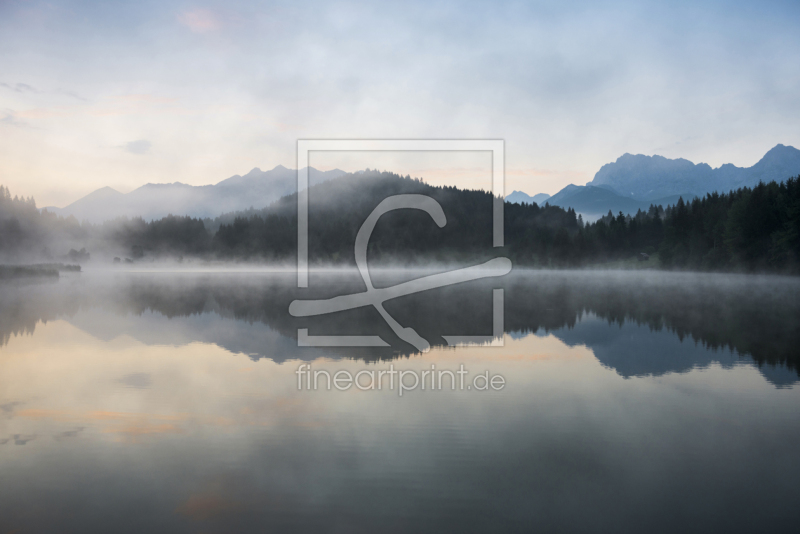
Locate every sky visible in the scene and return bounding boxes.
[1,0,799,207]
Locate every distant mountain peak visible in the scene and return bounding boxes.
[761,143,797,160]
[91,186,122,196]
[505,191,551,205]
[591,144,800,201]
[72,186,123,201]
[44,165,348,223]
[518,144,800,219]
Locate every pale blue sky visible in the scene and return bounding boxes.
[1,0,799,205]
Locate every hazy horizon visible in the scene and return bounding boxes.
[23,142,799,211]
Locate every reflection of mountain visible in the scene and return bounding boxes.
[43,166,345,223]
[1,271,798,387]
[66,308,302,361]
[543,315,799,387]
[551,315,742,376]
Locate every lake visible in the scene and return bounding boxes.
[1,269,799,533]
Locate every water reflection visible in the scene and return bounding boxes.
[1,271,800,533]
[1,270,798,386]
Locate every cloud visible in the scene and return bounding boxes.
[124,139,152,155]
[0,82,37,93]
[56,88,87,101]
[1,112,27,128]
[117,372,152,389]
[177,9,221,33]
[1,82,86,102]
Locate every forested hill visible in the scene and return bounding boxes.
[209,170,800,272]
[2,171,800,273]
[211,171,573,264]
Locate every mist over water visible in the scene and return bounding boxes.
[0,269,799,532]
[3,269,798,381]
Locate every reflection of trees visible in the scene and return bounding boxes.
[1,272,798,376]
[0,279,79,346]
[501,272,800,373]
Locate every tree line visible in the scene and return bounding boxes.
[209,171,800,272]
[1,172,799,272]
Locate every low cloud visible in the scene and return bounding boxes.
[125,139,152,155]
[117,372,152,389]
[177,9,221,33]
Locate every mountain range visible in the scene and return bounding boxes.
[44,166,345,223]
[43,144,800,223]
[510,144,800,217]
[592,144,800,200]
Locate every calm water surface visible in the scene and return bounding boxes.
[1,269,799,533]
